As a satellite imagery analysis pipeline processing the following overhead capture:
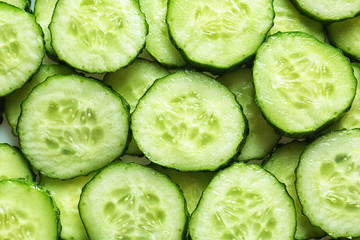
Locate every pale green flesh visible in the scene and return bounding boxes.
[152,165,215,214]
[189,163,296,240]
[0,143,33,181]
[104,58,169,156]
[40,173,95,240]
[294,0,360,21]
[327,15,360,59]
[139,0,185,67]
[263,142,325,239]
[254,32,356,137]
[167,0,274,70]
[50,0,147,73]
[79,162,186,239]
[131,71,246,171]
[326,65,360,131]
[218,68,280,161]
[18,75,129,179]
[34,0,59,57]
[1,0,28,9]
[0,3,44,96]
[5,64,76,136]
[0,180,59,239]
[297,129,360,238]
[268,0,325,41]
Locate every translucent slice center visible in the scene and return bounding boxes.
[0,207,35,240]
[0,24,20,72]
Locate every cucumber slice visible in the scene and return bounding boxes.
[218,68,281,161]
[79,162,187,239]
[152,164,215,214]
[290,0,360,22]
[5,64,76,136]
[1,0,28,9]
[253,32,357,138]
[18,74,130,179]
[34,0,59,57]
[327,15,360,61]
[0,179,60,239]
[139,0,185,67]
[166,0,274,72]
[0,143,33,181]
[189,162,296,240]
[104,58,169,156]
[131,71,248,171]
[268,0,325,41]
[49,0,147,73]
[0,2,44,96]
[263,141,326,239]
[40,172,96,240]
[326,65,360,131]
[296,129,360,238]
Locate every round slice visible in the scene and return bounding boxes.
[253,32,356,138]
[166,0,274,72]
[131,70,247,171]
[1,0,28,9]
[297,129,360,238]
[189,162,296,240]
[79,162,187,239]
[290,0,360,22]
[5,64,76,136]
[327,15,360,61]
[0,2,44,96]
[0,180,60,239]
[49,0,147,73]
[18,74,130,179]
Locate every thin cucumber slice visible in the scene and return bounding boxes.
[290,0,360,22]
[131,71,248,171]
[263,141,326,240]
[296,129,360,238]
[18,74,130,179]
[268,0,325,41]
[40,172,96,240]
[152,164,215,214]
[79,162,187,239]
[34,0,59,57]
[326,65,360,131]
[0,179,60,239]
[218,68,281,161]
[166,0,274,72]
[50,0,147,73]
[0,143,33,181]
[327,15,360,60]
[1,0,28,9]
[139,0,185,67]
[5,64,76,136]
[253,32,357,138]
[103,58,169,156]
[0,2,44,96]
[189,162,296,240]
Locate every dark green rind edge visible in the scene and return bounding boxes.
[295,129,360,239]
[0,2,45,97]
[165,0,275,74]
[253,32,357,139]
[17,74,131,180]
[79,161,189,240]
[0,179,61,239]
[130,70,249,172]
[188,162,296,240]
[289,0,360,23]
[326,24,360,62]
[49,0,148,74]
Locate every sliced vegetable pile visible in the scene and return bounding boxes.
[0,0,360,239]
